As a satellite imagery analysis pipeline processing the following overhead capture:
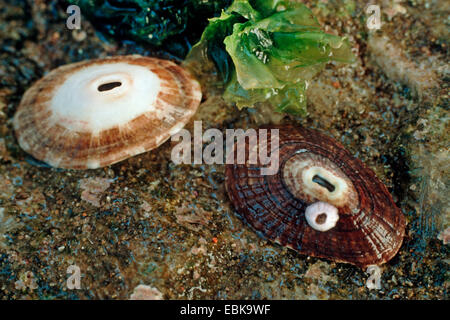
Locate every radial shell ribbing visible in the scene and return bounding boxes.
[225,125,406,267]
[13,55,202,169]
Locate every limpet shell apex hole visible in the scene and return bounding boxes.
[98,81,122,92]
[305,201,339,232]
[89,71,132,97]
[315,213,327,224]
[312,174,335,192]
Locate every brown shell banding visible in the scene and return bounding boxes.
[225,125,406,267]
[13,55,202,169]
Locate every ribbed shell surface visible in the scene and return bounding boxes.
[13,55,202,169]
[225,125,405,267]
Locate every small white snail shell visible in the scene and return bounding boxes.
[305,201,339,232]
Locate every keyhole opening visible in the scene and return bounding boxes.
[315,213,327,225]
[98,81,122,92]
[312,175,335,192]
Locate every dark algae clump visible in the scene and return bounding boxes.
[68,0,232,57]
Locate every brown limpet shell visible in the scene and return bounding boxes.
[13,55,202,169]
[225,125,406,267]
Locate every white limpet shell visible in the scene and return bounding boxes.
[13,55,202,169]
[305,201,339,232]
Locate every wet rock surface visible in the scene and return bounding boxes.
[0,0,448,299]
